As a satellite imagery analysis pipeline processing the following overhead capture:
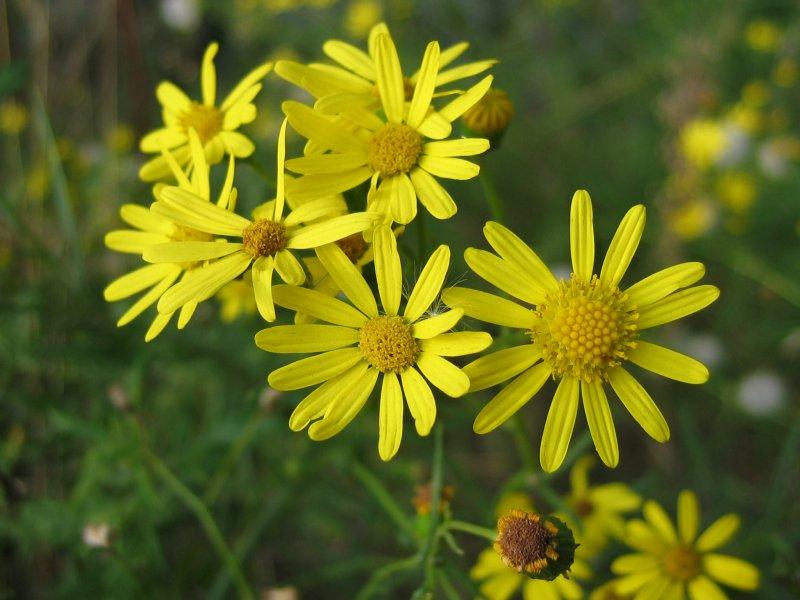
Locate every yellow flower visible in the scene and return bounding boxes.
[0,99,28,134]
[667,199,716,240]
[216,276,257,322]
[344,0,382,39]
[104,131,236,340]
[282,34,492,224]
[679,119,727,169]
[611,490,760,598]
[715,172,756,214]
[589,582,632,600]
[106,124,135,153]
[559,456,641,555]
[744,19,782,53]
[462,88,515,138]
[144,121,378,322]
[443,190,720,472]
[256,227,491,460]
[139,42,272,181]
[275,22,495,115]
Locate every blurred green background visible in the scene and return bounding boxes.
[2,0,799,597]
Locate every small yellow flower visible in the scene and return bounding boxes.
[559,456,641,556]
[667,199,716,240]
[256,227,491,460]
[679,119,727,169]
[139,42,272,181]
[715,172,756,214]
[104,130,236,340]
[611,490,760,598]
[444,190,719,472]
[275,22,495,116]
[744,19,782,53]
[0,99,28,135]
[145,121,378,322]
[106,124,135,153]
[462,88,515,138]
[344,0,382,39]
[283,34,492,224]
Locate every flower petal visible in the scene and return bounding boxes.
[400,367,437,436]
[308,366,378,440]
[407,41,439,129]
[483,221,558,294]
[104,264,176,301]
[687,575,727,600]
[378,372,404,461]
[627,341,709,384]
[287,212,377,249]
[373,33,404,123]
[274,249,305,286]
[419,332,492,356]
[288,365,364,431]
[409,167,456,220]
[438,75,493,123]
[570,190,594,282]
[582,380,619,467]
[463,345,541,392]
[423,138,490,157]
[473,362,550,434]
[637,285,720,330]
[703,554,760,590]
[696,514,740,552]
[282,100,367,153]
[315,243,378,317]
[255,323,358,353]
[201,42,218,106]
[599,204,646,288]
[373,225,402,316]
[441,287,534,328]
[323,40,375,80]
[272,284,368,327]
[464,247,547,305]
[268,347,364,391]
[625,262,706,309]
[678,489,700,544]
[607,367,670,443]
[143,241,242,264]
[540,376,580,473]
[418,155,480,180]
[416,352,470,397]
[405,245,450,322]
[642,499,678,544]
[411,308,463,339]
[252,255,276,322]
[386,173,417,225]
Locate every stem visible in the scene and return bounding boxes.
[417,208,428,260]
[507,414,536,471]
[419,424,445,594]
[139,445,254,599]
[479,168,504,222]
[444,520,496,542]
[351,461,417,541]
[354,555,420,600]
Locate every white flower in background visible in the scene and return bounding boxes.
[716,123,750,167]
[160,0,200,32]
[82,523,111,548]
[675,331,724,369]
[737,369,786,416]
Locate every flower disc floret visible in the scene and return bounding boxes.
[494,510,576,581]
[242,219,287,258]
[178,102,223,143]
[359,315,419,373]
[531,275,638,382]
[662,546,701,582]
[367,123,423,177]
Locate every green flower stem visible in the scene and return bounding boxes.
[417,208,428,260]
[479,167,505,222]
[354,555,420,600]
[135,427,254,600]
[418,424,445,595]
[507,414,537,471]
[443,520,497,542]
[351,461,417,541]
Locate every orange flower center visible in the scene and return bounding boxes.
[242,219,287,257]
[367,123,423,177]
[359,316,419,373]
[179,102,223,144]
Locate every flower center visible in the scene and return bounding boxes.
[359,316,419,373]
[662,546,701,582]
[179,102,223,144]
[494,510,560,575]
[242,219,287,257]
[530,275,638,382]
[462,88,515,136]
[336,233,368,263]
[367,123,423,177]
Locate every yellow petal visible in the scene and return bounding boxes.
[386,173,417,224]
[252,255,276,322]
[540,376,580,473]
[373,33,404,123]
[581,380,619,468]
[473,362,550,434]
[423,138,490,157]
[642,499,678,544]
[221,61,273,111]
[287,168,373,203]
[157,251,251,314]
[599,204,646,288]
[463,345,541,392]
[201,42,218,106]
[409,167,457,219]
[273,118,288,220]
[570,190,594,282]
[623,519,665,554]
[416,110,452,139]
[678,489,699,544]
[407,41,439,129]
[373,225,402,316]
[268,347,364,391]
[464,247,546,305]
[187,129,210,199]
[219,131,254,157]
[483,222,558,294]
[285,152,368,175]
[703,554,760,590]
[255,324,358,353]
[217,155,236,208]
[323,40,375,80]
[308,365,378,440]
[288,366,363,431]
[418,155,480,180]
[436,41,469,70]
[287,212,377,249]
[438,75,493,123]
[104,263,176,301]
[607,367,670,443]
[155,81,191,112]
[411,308,464,339]
[143,241,242,264]
[315,243,378,317]
[273,250,305,286]
[157,186,251,236]
[119,204,173,235]
[272,284,368,327]
[611,553,660,574]
[283,196,347,227]
[441,287,534,328]
[628,341,709,384]
[612,569,662,596]
[624,262,706,309]
[416,352,469,398]
[687,576,727,600]
[400,367,437,436]
[105,230,167,254]
[405,245,450,322]
[435,59,497,86]
[140,127,186,153]
[145,312,173,342]
[637,285,720,330]
[696,514,740,552]
[282,100,367,153]
[378,372,404,461]
[419,332,492,356]
[117,267,182,327]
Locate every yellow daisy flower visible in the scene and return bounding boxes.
[443,190,720,472]
[611,490,760,599]
[282,33,492,224]
[256,227,492,460]
[274,22,495,115]
[104,130,237,341]
[139,42,272,181]
[143,121,379,321]
[558,456,641,556]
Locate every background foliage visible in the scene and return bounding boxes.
[1,0,799,597]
